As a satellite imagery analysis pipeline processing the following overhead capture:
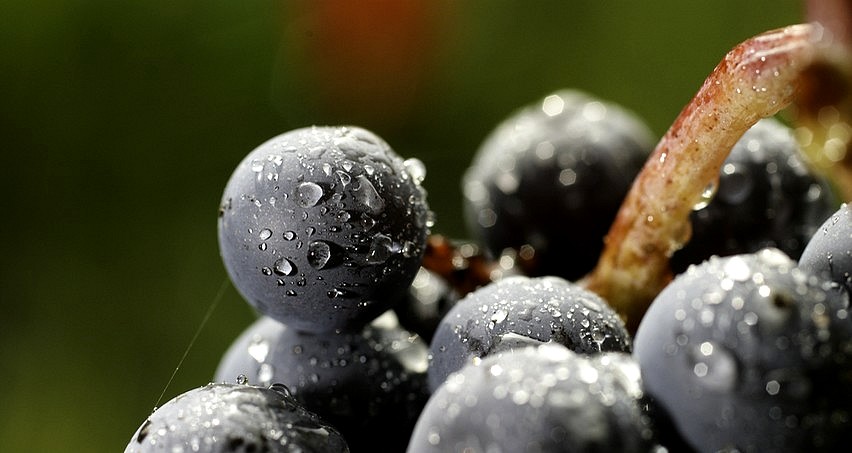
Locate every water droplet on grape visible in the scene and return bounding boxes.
[296,182,323,207]
[236,374,248,385]
[269,383,292,398]
[283,231,296,241]
[273,257,296,276]
[366,233,395,264]
[354,175,385,214]
[259,228,273,240]
[307,241,333,269]
[487,309,509,330]
[336,170,351,186]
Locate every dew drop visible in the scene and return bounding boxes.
[251,160,264,172]
[354,175,385,214]
[487,309,509,330]
[236,374,248,385]
[261,267,273,276]
[296,182,324,207]
[283,231,297,241]
[692,182,717,211]
[307,241,333,269]
[366,233,395,264]
[336,170,352,186]
[327,288,355,298]
[360,215,376,231]
[269,383,292,399]
[259,228,273,240]
[273,257,297,276]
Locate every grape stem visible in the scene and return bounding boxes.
[583,23,829,332]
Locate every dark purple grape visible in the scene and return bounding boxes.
[634,249,852,452]
[799,203,852,294]
[428,275,631,391]
[409,345,656,453]
[218,126,431,333]
[125,382,349,453]
[393,267,461,343]
[462,89,654,280]
[215,312,429,452]
[671,117,838,272]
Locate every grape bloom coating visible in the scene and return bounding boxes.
[218,126,431,333]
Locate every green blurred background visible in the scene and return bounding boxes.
[0,1,803,450]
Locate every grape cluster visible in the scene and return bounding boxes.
[126,126,432,452]
[126,64,852,450]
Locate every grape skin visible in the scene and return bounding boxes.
[428,275,631,392]
[125,383,349,453]
[462,89,654,280]
[409,345,655,453]
[799,203,852,295]
[634,249,852,452]
[215,312,429,452]
[218,126,430,333]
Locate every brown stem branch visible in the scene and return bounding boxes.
[583,24,826,332]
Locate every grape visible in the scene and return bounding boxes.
[671,117,837,272]
[799,203,852,294]
[408,344,656,452]
[634,249,852,451]
[462,89,654,280]
[125,382,349,452]
[393,267,460,343]
[428,275,631,391]
[218,126,431,333]
[214,311,429,452]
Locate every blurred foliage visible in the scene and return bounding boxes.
[0,0,801,450]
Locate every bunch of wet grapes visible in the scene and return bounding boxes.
[126,21,852,453]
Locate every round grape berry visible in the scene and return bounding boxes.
[462,89,654,280]
[215,312,429,452]
[428,275,631,391]
[409,345,656,453]
[125,382,349,452]
[393,267,460,343]
[218,126,431,333]
[634,249,852,452]
[799,203,852,294]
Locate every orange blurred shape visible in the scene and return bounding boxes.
[300,0,445,128]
